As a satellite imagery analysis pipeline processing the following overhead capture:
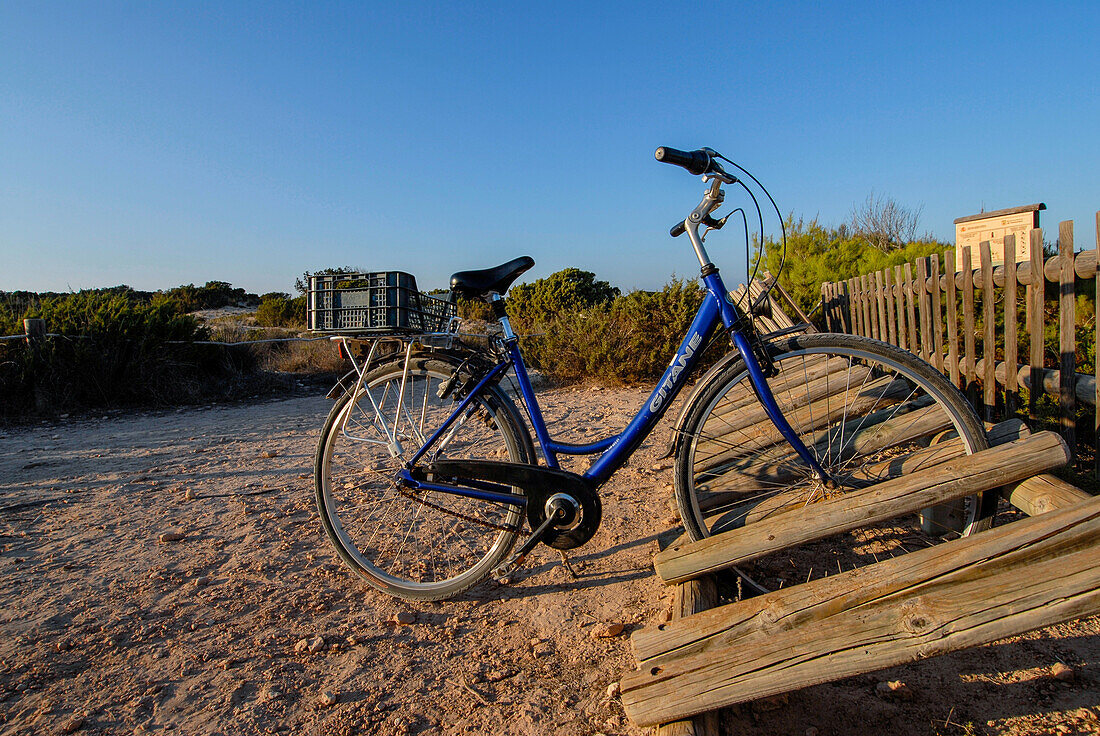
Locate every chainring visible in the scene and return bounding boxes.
[525,483,602,550]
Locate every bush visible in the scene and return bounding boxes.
[512,276,721,385]
[255,293,306,328]
[0,290,257,416]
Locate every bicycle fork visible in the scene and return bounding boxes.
[730,329,833,486]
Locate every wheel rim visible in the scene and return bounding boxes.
[681,339,986,590]
[319,368,523,596]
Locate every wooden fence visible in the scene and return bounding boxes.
[820,214,1098,471]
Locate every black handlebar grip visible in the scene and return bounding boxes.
[670,221,687,237]
[655,146,713,175]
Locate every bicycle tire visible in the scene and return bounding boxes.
[673,333,995,589]
[315,354,534,600]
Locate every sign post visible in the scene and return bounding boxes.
[954,204,1045,271]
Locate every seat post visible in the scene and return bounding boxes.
[489,293,518,343]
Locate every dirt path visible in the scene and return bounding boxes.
[0,387,1097,735]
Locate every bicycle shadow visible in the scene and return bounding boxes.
[462,531,665,601]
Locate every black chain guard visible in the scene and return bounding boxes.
[417,459,602,550]
[525,481,601,550]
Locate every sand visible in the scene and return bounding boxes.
[1,385,1097,735]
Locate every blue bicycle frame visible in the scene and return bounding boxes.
[399,268,826,504]
[399,166,827,506]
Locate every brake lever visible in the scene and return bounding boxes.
[671,213,728,239]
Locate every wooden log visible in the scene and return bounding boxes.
[705,363,874,433]
[699,397,951,501]
[633,489,1100,664]
[944,250,961,387]
[916,257,931,362]
[654,432,1069,584]
[1059,221,1076,457]
[736,419,1030,524]
[980,241,997,423]
[961,246,977,404]
[656,576,721,736]
[1004,473,1093,517]
[904,261,919,354]
[693,377,911,471]
[937,356,1097,408]
[929,254,944,372]
[624,494,1100,727]
[1029,229,1044,422]
[708,354,847,419]
[1004,234,1019,414]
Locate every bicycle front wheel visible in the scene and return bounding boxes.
[674,333,993,588]
[315,356,533,601]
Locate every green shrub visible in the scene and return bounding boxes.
[513,276,720,385]
[0,290,257,416]
[508,268,620,329]
[255,293,306,328]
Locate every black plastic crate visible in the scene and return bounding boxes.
[307,271,456,334]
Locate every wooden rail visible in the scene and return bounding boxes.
[655,432,1070,584]
[623,492,1100,727]
[821,214,1099,470]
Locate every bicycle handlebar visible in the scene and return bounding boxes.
[654,146,719,175]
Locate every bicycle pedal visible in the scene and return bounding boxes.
[491,552,528,584]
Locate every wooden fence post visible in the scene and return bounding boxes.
[1059,221,1076,458]
[904,262,918,353]
[1029,229,1045,422]
[929,254,944,372]
[916,258,932,362]
[961,246,977,406]
[893,265,907,350]
[980,241,997,423]
[884,268,898,346]
[23,318,45,346]
[1005,234,1019,414]
[945,250,960,387]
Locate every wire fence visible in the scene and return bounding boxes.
[0,333,332,346]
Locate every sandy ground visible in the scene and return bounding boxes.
[0,385,1097,736]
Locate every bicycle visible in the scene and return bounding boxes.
[313,146,995,601]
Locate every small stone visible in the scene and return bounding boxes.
[319,690,337,708]
[805,728,819,736]
[192,576,210,587]
[184,489,196,501]
[1054,726,1071,735]
[591,622,625,638]
[56,640,72,652]
[307,636,325,653]
[875,680,912,700]
[158,532,186,543]
[261,450,279,459]
[61,715,85,733]
[294,638,310,654]
[1051,662,1075,681]
[1076,707,1099,722]
[605,682,621,698]
[391,611,416,626]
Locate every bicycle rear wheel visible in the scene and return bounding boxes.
[315,355,533,600]
[674,333,993,589]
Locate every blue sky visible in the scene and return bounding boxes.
[2,1,1098,295]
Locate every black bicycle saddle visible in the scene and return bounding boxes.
[450,256,534,299]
